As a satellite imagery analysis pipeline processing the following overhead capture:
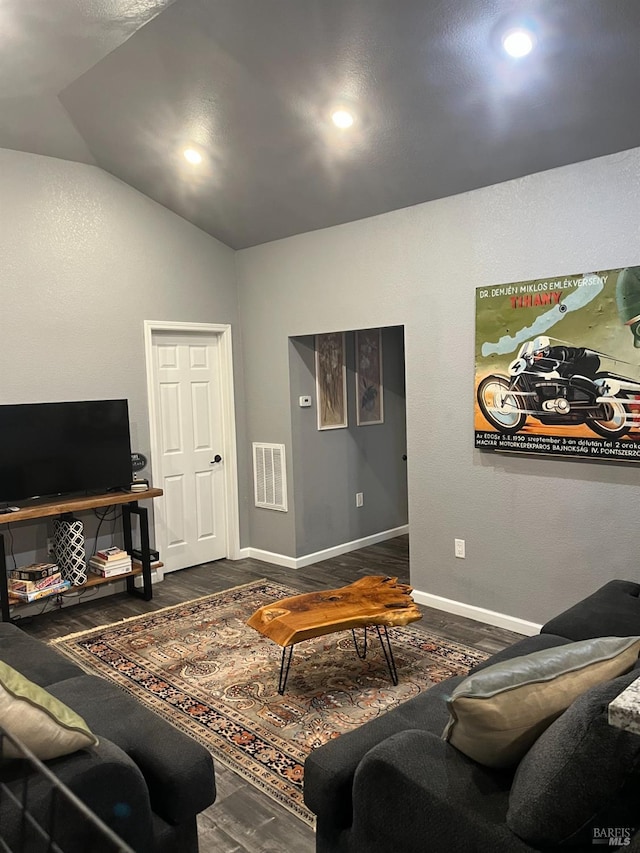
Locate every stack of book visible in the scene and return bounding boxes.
[8,562,71,602]
[89,547,132,577]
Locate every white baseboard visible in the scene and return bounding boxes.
[242,524,409,570]
[243,548,298,569]
[412,588,541,636]
[133,568,162,587]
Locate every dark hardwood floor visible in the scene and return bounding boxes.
[13,536,523,853]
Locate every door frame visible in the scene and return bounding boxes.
[143,320,241,566]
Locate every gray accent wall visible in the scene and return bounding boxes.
[5,143,640,627]
[0,147,247,563]
[236,147,640,625]
[289,327,407,557]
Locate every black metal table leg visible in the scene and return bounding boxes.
[275,626,399,694]
[123,503,153,602]
[122,504,133,557]
[0,533,9,622]
[351,626,368,659]
[375,625,399,686]
[278,645,294,694]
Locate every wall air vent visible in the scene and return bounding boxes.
[252,442,287,511]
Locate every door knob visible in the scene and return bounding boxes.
[211,454,222,464]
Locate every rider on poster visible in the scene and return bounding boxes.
[474,266,640,462]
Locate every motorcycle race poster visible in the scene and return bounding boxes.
[475,266,640,462]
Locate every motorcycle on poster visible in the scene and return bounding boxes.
[475,266,640,462]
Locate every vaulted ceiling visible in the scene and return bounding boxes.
[3,1,640,248]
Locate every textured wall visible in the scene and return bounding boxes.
[5,145,640,625]
[237,147,640,624]
[289,327,407,557]
[0,147,246,561]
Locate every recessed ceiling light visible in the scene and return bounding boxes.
[502,29,534,58]
[331,109,354,129]
[183,148,203,165]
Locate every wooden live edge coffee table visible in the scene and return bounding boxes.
[246,575,423,694]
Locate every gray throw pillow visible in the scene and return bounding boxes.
[442,636,640,768]
[507,668,640,847]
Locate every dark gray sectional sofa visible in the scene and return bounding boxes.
[0,621,216,853]
[304,580,640,852]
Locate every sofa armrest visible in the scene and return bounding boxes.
[304,679,467,829]
[349,730,528,853]
[0,739,154,853]
[127,728,215,825]
[303,705,420,829]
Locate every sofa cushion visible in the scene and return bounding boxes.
[507,667,640,847]
[0,737,154,853]
[350,730,530,853]
[0,660,98,760]
[48,674,216,825]
[442,636,640,768]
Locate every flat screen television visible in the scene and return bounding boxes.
[0,400,133,505]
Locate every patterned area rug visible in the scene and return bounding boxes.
[51,579,487,825]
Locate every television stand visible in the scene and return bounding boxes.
[0,488,163,622]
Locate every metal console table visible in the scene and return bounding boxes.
[0,488,163,622]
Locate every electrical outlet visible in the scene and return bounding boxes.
[454,538,465,559]
[356,492,364,508]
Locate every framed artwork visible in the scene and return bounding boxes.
[475,265,640,463]
[315,332,348,430]
[356,328,384,425]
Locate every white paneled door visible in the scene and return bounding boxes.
[150,332,228,573]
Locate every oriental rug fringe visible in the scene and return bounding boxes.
[51,580,487,825]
